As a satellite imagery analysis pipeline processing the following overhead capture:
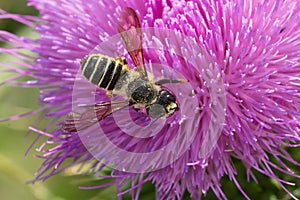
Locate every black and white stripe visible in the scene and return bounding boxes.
[81,54,123,90]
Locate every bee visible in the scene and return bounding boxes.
[62,7,183,132]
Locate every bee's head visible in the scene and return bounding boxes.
[147,89,178,118]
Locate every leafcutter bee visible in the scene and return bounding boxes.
[62,7,184,132]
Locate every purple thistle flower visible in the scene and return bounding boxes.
[1,0,300,199]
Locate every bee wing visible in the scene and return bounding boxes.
[117,7,148,79]
[62,101,129,132]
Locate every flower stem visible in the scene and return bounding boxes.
[0,153,66,200]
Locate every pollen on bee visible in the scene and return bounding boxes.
[106,90,114,97]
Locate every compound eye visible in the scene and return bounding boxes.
[159,89,176,104]
[166,93,176,102]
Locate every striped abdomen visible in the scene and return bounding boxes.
[80,54,127,90]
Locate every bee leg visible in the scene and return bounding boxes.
[133,107,141,112]
[130,102,143,113]
[115,56,129,69]
[132,104,141,112]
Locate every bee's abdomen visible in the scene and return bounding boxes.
[81,54,124,90]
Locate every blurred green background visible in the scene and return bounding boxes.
[0,0,299,200]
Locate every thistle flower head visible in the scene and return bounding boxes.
[1,0,300,199]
